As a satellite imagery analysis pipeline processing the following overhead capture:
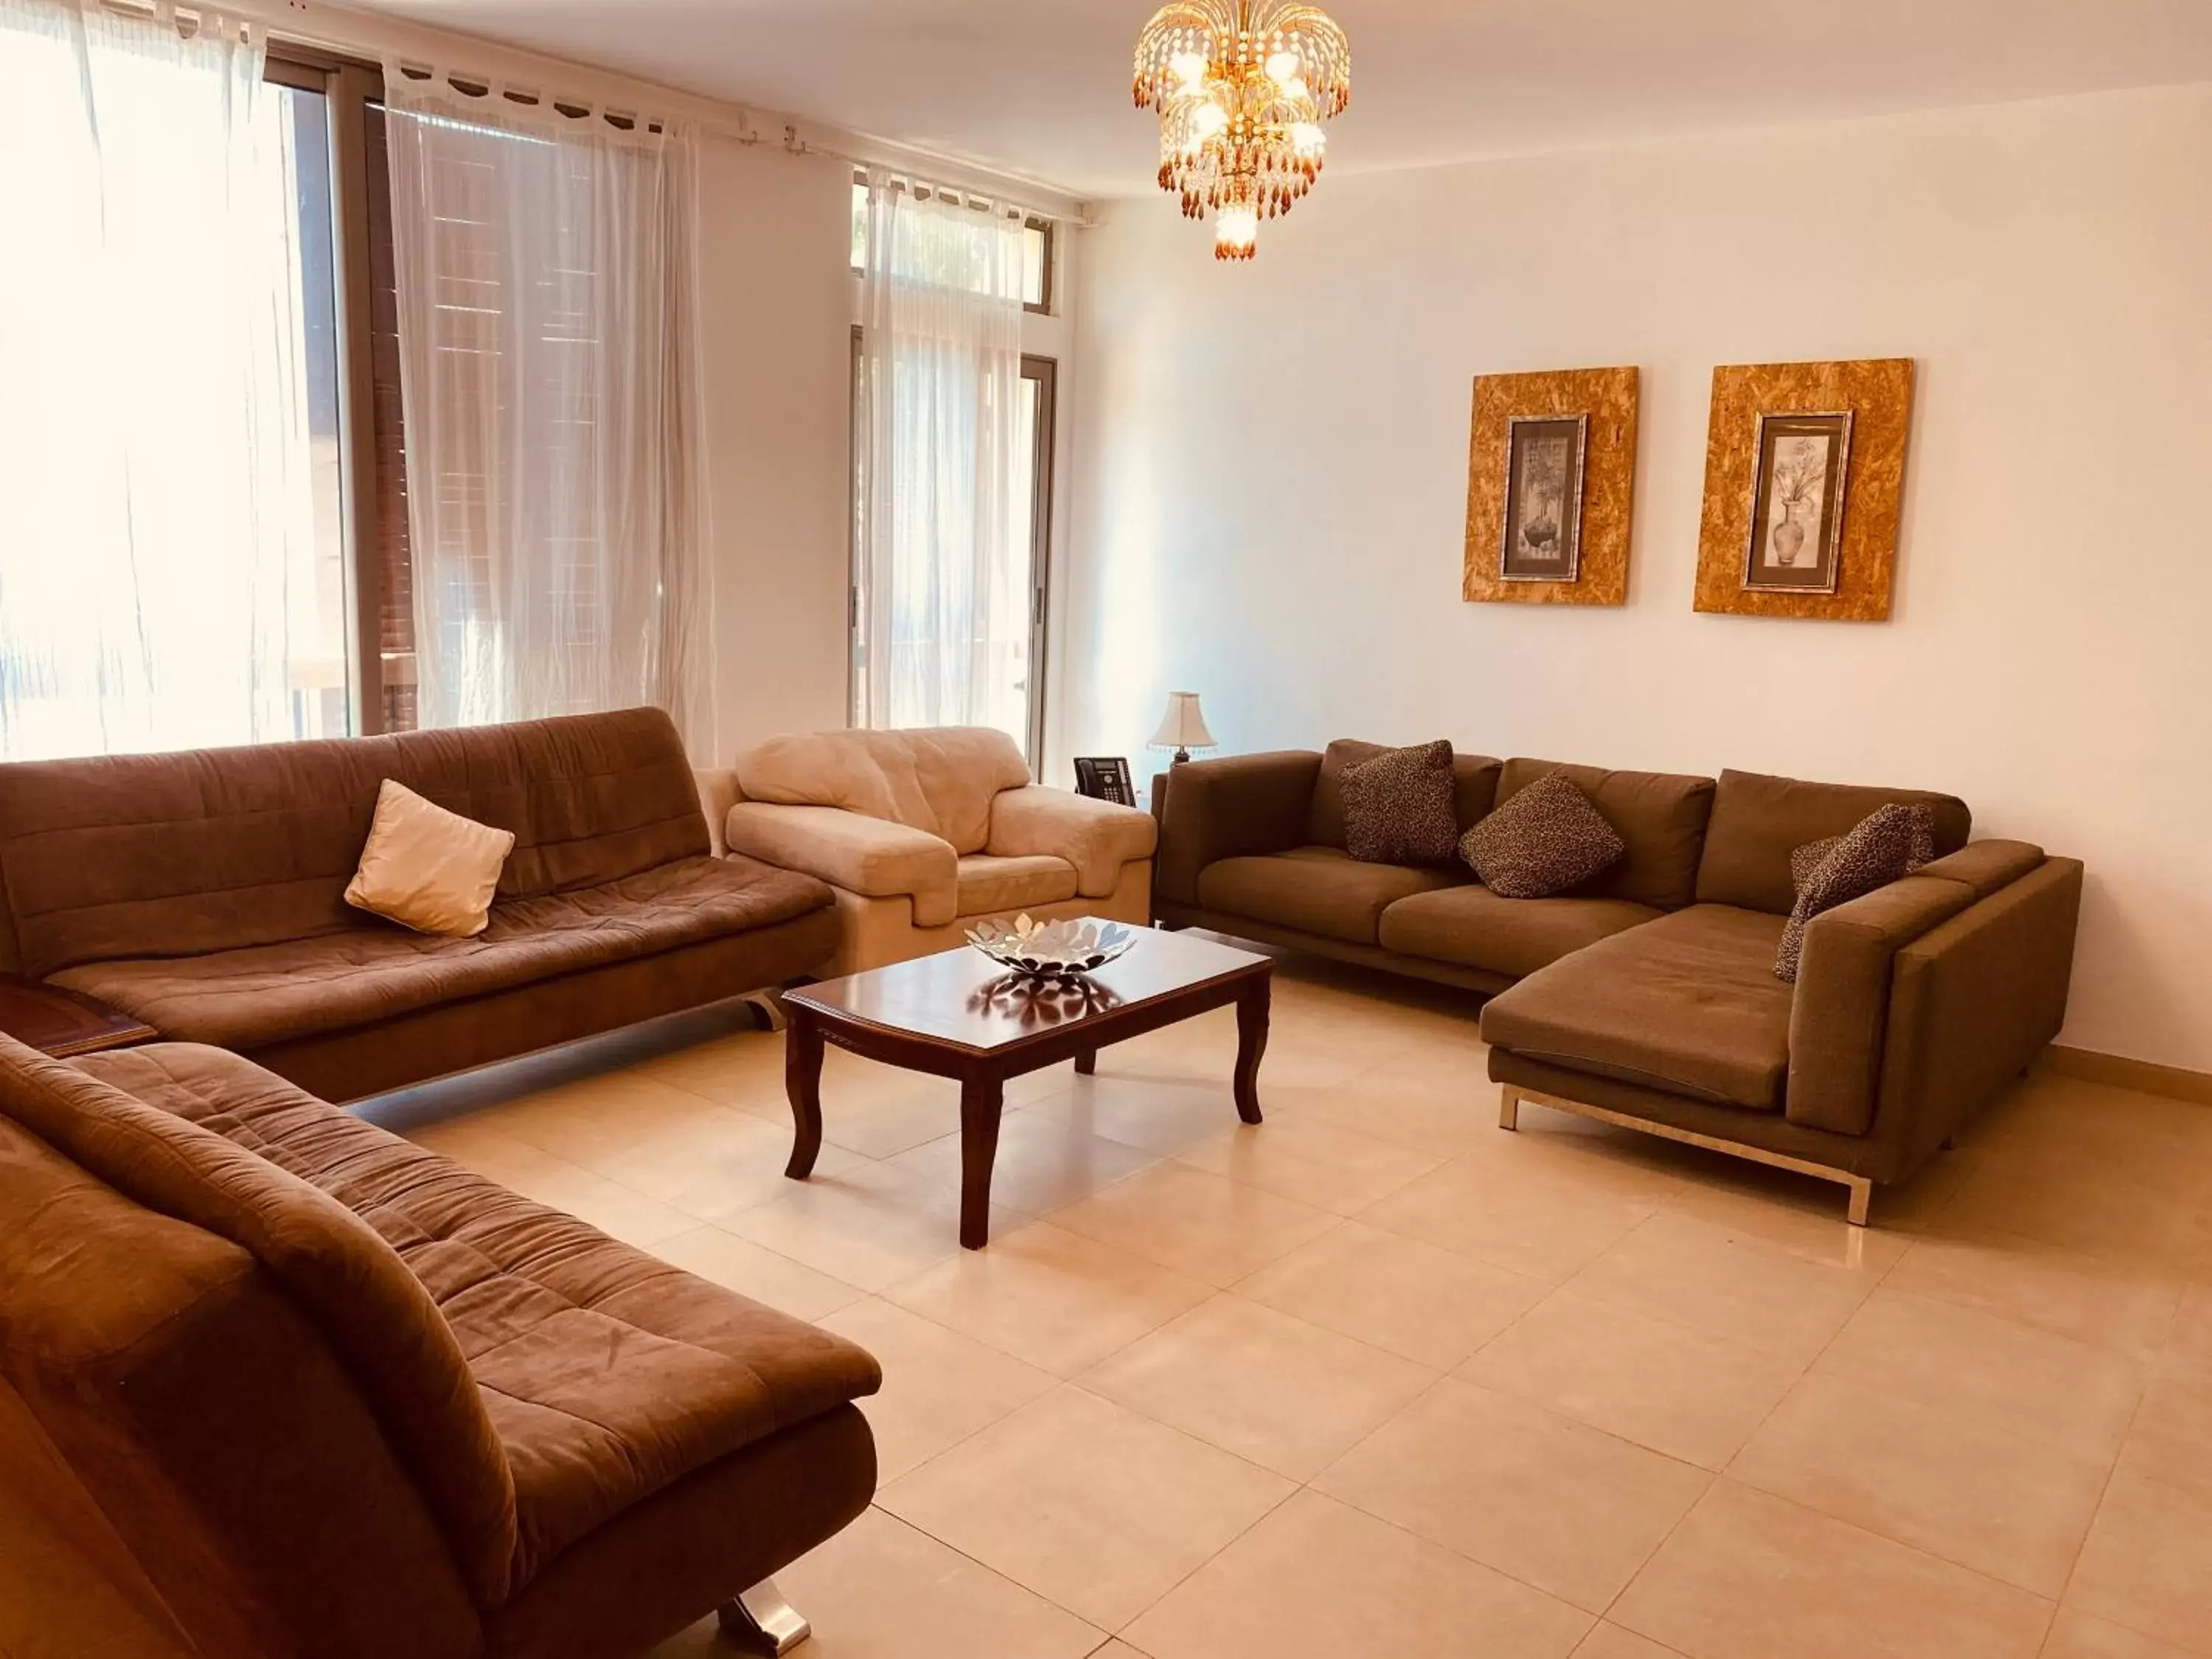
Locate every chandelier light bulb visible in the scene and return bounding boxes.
[1133,0,1352,265]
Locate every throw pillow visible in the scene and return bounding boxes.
[344,779,516,937]
[1339,740,1461,866]
[1775,802,1936,982]
[1458,768,1626,898]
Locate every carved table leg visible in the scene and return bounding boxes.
[959,1071,1006,1250]
[1232,975,1270,1124]
[783,1012,825,1180]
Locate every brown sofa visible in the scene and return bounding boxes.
[0,709,838,1102]
[0,1032,880,1659]
[1155,742,2083,1220]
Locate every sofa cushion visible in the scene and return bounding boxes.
[1775,804,1937,983]
[64,1043,882,1602]
[956,853,1080,915]
[1695,769,1971,916]
[1340,740,1461,866]
[1197,845,1466,945]
[734,728,1031,856]
[1457,769,1627,899]
[1478,905,1795,1110]
[1492,759,1715,911]
[1379,886,1661,979]
[51,855,831,1052]
[346,779,518,938]
[1305,740,1501,849]
[0,707,710,980]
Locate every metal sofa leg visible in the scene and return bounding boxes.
[1498,1084,1520,1131]
[717,1578,810,1654]
[741,990,790,1034]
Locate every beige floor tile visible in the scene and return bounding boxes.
[1655,1159,1916,1271]
[1122,1489,1590,1659]
[1359,1155,1660,1284]
[1947,1158,2207,1270]
[763,1051,969,1161]
[2168,1283,2212,1377]
[888,1111,1161,1215]
[628,1026,789,1109]
[1048,1163,1340,1288]
[1313,1377,1710,1614]
[1608,1480,2051,1659]
[2039,1608,2203,1659]
[551,1097,868,1225]
[1572,1626,1684,1659]
[1172,1114,1445,1215]
[1461,1287,1806,1470]
[460,1069,732,1164]
[403,1119,699,1247]
[819,1298,1057,1483]
[643,1507,1105,1659]
[1815,1288,2146,1463]
[2066,1472,2212,1655]
[1082,1293,1434,1480]
[1234,1218,1550,1369]
[1284,1065,1500,1157]
[2115,1366,2212,1503]
[878,1385,1293,1631]
[1728,1370,2108,1596]
[647,1225,867,1321]
[1885,1222,2185,1358]
[1562,1211,1884,1366]
[884,1219,1213,1376]
[726,1161,1022,1292]
[1021,1072,1264,1157]
[1975,1076,2212,1208]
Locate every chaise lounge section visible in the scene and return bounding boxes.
[0,709,838,1102]
[1155,744,2081,1219]
[0,1032,880,1659]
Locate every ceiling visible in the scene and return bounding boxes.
[344,0,2212,199]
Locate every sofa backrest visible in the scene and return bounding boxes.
[733,726,1031,855]
[0,1039,493,1653]
[1696,768,1972,915]
[0,707,706,979]
[1495,758,1717,911]
[1304,740,1503,849]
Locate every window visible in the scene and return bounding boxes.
[851,177,1052,312]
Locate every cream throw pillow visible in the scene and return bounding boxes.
[344,779,516,937]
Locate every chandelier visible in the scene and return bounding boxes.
[1133,1,1351,262]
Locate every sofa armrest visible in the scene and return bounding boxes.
[1863,856,2084,1178]
[1154,751,1323,908]
[985,786,1158,899]
[695,768,742,857]
[1786,875,1978,1135]
[723,802,959,927]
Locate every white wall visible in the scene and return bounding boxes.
[1062,83,2212,1072]
[695,139,855,759]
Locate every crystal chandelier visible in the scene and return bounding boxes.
[1133,1,1351,262]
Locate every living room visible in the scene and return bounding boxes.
[2,3,2208,1658]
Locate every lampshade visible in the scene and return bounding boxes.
[1148,692,1217,752]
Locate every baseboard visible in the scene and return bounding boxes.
[2042,1044,2212,1106]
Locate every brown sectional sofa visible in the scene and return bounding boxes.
[0,1031,880,1659]
[1155,741,2083,1219]
[0,709,838,1102]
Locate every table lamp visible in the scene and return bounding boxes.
[1147,692,1217,765]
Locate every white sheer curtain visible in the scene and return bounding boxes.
[381,72,712,757]
[0,0,323,762]
[856,171,1029,745]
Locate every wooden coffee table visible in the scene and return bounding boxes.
[0,973,158,1058]
[781,928,1272,1248]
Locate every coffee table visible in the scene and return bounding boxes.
[780,927,1272,1248]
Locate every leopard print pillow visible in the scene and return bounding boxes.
[1457,768,1626,898]
[1340,740,1460,866]
[1775,802,1937,983]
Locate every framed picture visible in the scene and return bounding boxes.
[1499,414,1589,582]
[1073,756,1135,806]
[1743,410,1853,594]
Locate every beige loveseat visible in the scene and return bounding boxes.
[700,728,1155,976]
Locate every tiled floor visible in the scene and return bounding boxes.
[372,948,2212,1659]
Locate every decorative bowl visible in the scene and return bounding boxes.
[966,915,1136,982]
